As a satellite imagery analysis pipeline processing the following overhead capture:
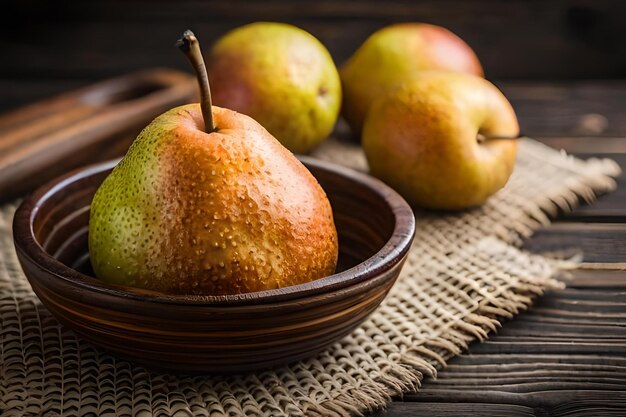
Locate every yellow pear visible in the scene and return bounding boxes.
[363,72,518,210]
[208,22,342,153]
[341,23,483,135]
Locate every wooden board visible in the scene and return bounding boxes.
[0,69,196,201]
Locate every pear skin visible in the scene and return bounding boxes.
[341,23,483,135]
[208,22,341,153]
[89,104,338,295]
[362,72,518,210]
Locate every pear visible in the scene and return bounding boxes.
[88,31,338,295]
[341,23,483,135]
[362,72,518,210]
[207,22,341,153]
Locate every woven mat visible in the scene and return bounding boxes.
[0,138,620,417]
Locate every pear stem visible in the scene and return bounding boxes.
[477,133,524,143]
[177,30,215,133]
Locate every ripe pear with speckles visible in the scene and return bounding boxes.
[88,31,338,295]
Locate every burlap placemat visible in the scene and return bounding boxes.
[0,138,620,417]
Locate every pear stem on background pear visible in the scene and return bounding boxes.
[177,30,215,133]
[477,133,524,143]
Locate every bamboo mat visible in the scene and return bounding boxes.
[0,138,620,416]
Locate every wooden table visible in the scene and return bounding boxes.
[2,79,626,416]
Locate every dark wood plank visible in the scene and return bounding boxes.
[567,269,626,288]
[468,340,626,355]
[500,320,626,337]
[2,1,626,111]
[374,402,536,416]
[539,137,626,154]
[1,0,624,78]
[438,363,626,375]
[403,390,626,412]
[500,82,626,137]
[437,353,626,367]
[523,222,626,262]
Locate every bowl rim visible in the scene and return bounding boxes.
[13,155,415,306]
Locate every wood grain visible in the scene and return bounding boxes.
[2,1,626,111]
[498,82,626,138]
[524,222,626,262]
[0,69,197,201]
[377,272,626,416]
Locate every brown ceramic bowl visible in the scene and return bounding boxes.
[13,156,415,373]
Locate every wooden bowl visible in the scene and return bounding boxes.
[13,156,415,373]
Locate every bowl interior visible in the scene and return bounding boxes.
[24,156,413,305]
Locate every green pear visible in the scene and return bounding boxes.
[88,31,338,295]
[207,22,341,153]
[341,23,484,135]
